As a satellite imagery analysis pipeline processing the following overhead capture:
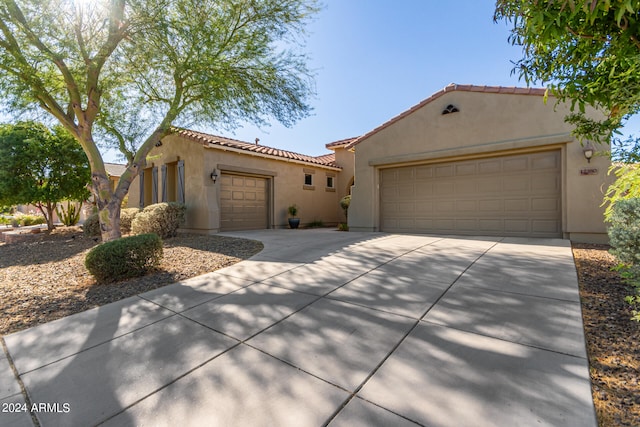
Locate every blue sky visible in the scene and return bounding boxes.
[221,0,527,157]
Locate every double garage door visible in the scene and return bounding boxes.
[220,174,269,231]
[380,150,562,237]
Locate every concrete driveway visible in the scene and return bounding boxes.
[1,230,596,426]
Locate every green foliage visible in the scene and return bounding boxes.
[13,213,46,227]
[131,202,186,239]
[608,198,640,266]
[83,213,101,238]
[0,122,91,230]
[495,1,640,144]
[608,198,640,321]
[338,223,349,231]
[603,164,640,221]
[56,201,81,227]
[0,0,319,241]
[120,208,140,235]
[85,233,163,282]
[306,219,324,228]
[288,204,298,218]
[339,195,351,221]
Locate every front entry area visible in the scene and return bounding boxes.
[219,173,269,231]
[380,150,562,237]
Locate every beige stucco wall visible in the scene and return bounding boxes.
[348,90,612,243]
[331,146,355,223]
[128,134,345,232]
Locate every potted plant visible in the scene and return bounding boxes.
[288,204,300,229]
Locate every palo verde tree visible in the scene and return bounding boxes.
[0,0,318,241]
[495,0,640,143]
[0,121,91,231]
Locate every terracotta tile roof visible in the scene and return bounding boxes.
[346,83,549,149]
[105,163,126,177]
[325,137,359,150]
[171,128,340,168]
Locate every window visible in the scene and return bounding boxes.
[326,176,334,188]
[304,173,313,186]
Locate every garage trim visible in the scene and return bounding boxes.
[368,133,572,167]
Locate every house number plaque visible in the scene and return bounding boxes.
[580,168,598,176]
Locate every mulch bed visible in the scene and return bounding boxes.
[0,227,263,336]
[572,243,640,427]
[0,229,638,425]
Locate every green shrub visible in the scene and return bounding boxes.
[85,233,163,282]
[608,198,640,266]
[608,198,640,321]
[339,195,351,221]
[120,208,140,234]
[83,212,101,237]
[307,219,324,228]
[338,222,349,231]
[131,202,186,238]
[56,201,81,226]
[17,213,46,226]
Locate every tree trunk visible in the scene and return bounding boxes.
[92,173,122,242]
[45,202,55,231]
[35,202,55,231]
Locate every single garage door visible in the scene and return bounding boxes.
[380,150,561,237]
[220,173,269,231]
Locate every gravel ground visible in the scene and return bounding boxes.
[0,227,263,336]
[0,229,637,426]
[572,243,640,427]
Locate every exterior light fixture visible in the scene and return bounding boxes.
[210,169,218,183]
[583,143,594,163]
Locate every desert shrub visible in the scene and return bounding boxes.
[84,233,163,282]
[16,213,46,226]
[83,212,101,237]
[120,208,140,234]
[609,198,640,267]
[131,202,186,238]
[339,195,351,221]
[608,198,640,321]
[56,201,81,226]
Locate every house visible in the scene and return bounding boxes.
[127,129,355,232]
[346,84,612,243]
[127,83,612,243]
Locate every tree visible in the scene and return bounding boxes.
[0,0,318,241]
[494,0,640,144]
[0,121,91,230]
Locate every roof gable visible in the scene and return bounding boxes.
[346,84,548,149]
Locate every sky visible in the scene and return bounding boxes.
[222,0,529,157]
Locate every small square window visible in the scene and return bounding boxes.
[304,174,313,186]
[326,176,334,188]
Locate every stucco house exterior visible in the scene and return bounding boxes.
[127,129,355,232]
[127,83,612,243]
[346,84,612,243]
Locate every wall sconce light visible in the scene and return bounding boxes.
[210,169,218,183]
[583,143,594,163]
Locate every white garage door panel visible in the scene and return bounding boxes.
[220,174,269,231]
[380,151,562,237]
